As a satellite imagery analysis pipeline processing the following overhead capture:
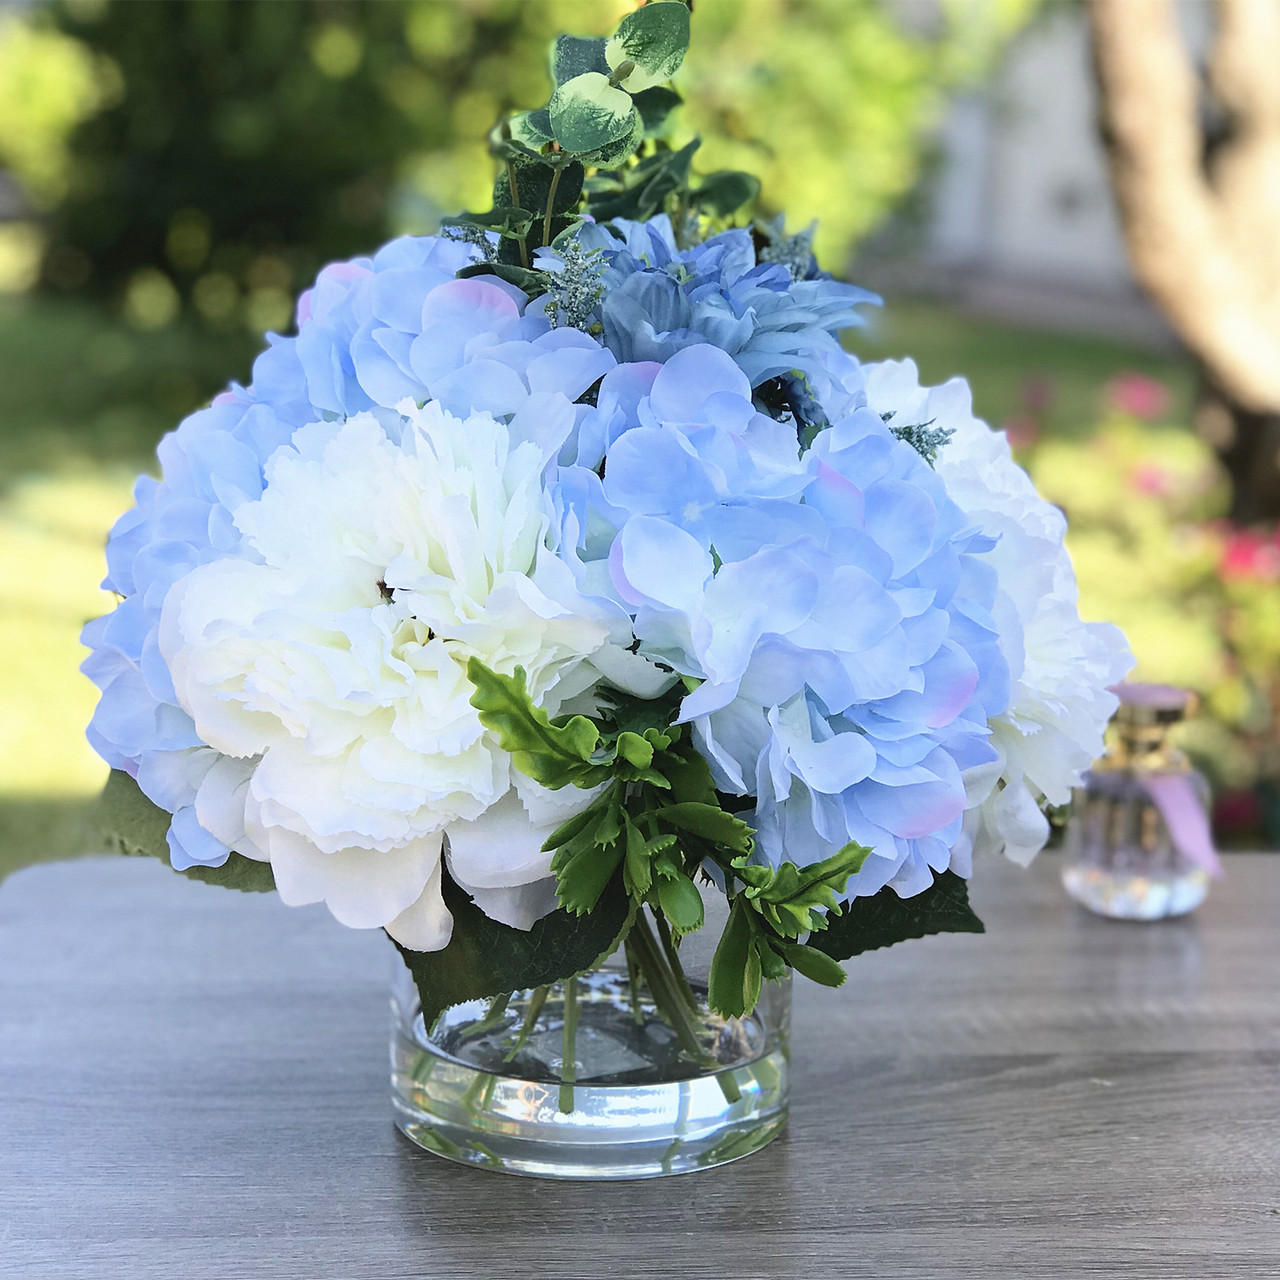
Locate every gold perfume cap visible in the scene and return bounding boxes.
[1108,682,1196,764]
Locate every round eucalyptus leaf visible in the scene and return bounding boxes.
[605,1,690,94]
[550,72,638,155]
[508,108,554,151]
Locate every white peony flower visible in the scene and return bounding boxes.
[865,360,1135,867]
[159,398,626,949]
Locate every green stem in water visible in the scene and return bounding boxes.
[467,990,511,1040]
[543,164,563,253]
[623,936,647,1026]
[629,910,741,1105]
[653,907,698,1016]
[503,985,549,1064]
[558,976,580,1114]
[506,160,529,268]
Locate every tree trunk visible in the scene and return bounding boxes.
[1086,0,1280,521]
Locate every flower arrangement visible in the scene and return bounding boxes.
[83,1,1132,1168]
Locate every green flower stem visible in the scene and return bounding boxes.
[653,907,699,1016]
[558,975,580,1114]
[506,160,529,267]
[629,910,741,1105]
[467,990,511,1040]
[623,936,647,1025]
[503,985,549,1064]
[543,164,563,255]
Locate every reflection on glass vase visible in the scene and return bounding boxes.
[1063,683,1220,920]
[390,910,791,1180]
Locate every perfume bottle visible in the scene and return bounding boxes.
[1062,683,1220,920]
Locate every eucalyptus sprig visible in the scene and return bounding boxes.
[450,0,760,285]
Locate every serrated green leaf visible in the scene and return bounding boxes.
[551,34,610,86]
[631,86,682,136]
[658,801,754,854]
[550,72,637,155]
[622,815,652,898]
[467,658,605,790]
[540,804,599,854]
[810,870,985,962]
[606,1,690,93]
[691,170,761,218]
[757,936,789,983]
[773,938,847,988]
[655,869,703,934]
[393,872,634,1030]
[98,769,276,893]
[552,829,624,916]
[734,840,871,937]
[708,895,758,1018]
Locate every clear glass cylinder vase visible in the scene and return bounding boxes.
[390,927,791,1180]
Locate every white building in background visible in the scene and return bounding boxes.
[881,3,1186,346]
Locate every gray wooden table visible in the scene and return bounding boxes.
[2,851,1278,1279]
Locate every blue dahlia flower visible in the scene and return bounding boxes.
[536,215,878,426]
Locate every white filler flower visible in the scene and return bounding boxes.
[160,399,616,949]
[866,360,1135,867]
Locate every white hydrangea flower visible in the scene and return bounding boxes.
[160,399,627,949]
[865,360,1135,867]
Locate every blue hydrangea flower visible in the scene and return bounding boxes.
[551,343,1011,898]
[536,215,879,427]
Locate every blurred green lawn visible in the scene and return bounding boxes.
[0,293,1193,883]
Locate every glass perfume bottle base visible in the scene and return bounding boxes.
[391,969,789,1180]
[1062,863,1210,920]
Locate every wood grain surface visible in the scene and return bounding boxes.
[1,852,1278,1279]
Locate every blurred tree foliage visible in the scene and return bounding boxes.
[18,0,1034,333]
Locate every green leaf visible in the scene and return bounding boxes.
[575,109,644,171]
[615,731,655,770]
[551,823,625,916]
[494,155,584,218]
[691,170,762,218]
[631,86,682,136]
[606,1,691,93]
[98,768,275,893]
[443,207,535,240]
[393,871,634,1030]
[810,870,985,963]
[586,138,699,222]
[772,938,847,988]
[622,814,652,898]
[508,108,554,150]
[466,658,605,790]
[708,895,760,1019]
[658,801,754,854]
[551,34,610,86]
[549,72,637,155]
[456,261,554,295]
[655,869,703,934]
[540,804,599,854]
[734,841,871,937]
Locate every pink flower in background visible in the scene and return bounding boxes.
[1218,525,1280,581]
[1001,413,1040,450]
[1128,461,1173,495]
[1107,372,1171,421]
